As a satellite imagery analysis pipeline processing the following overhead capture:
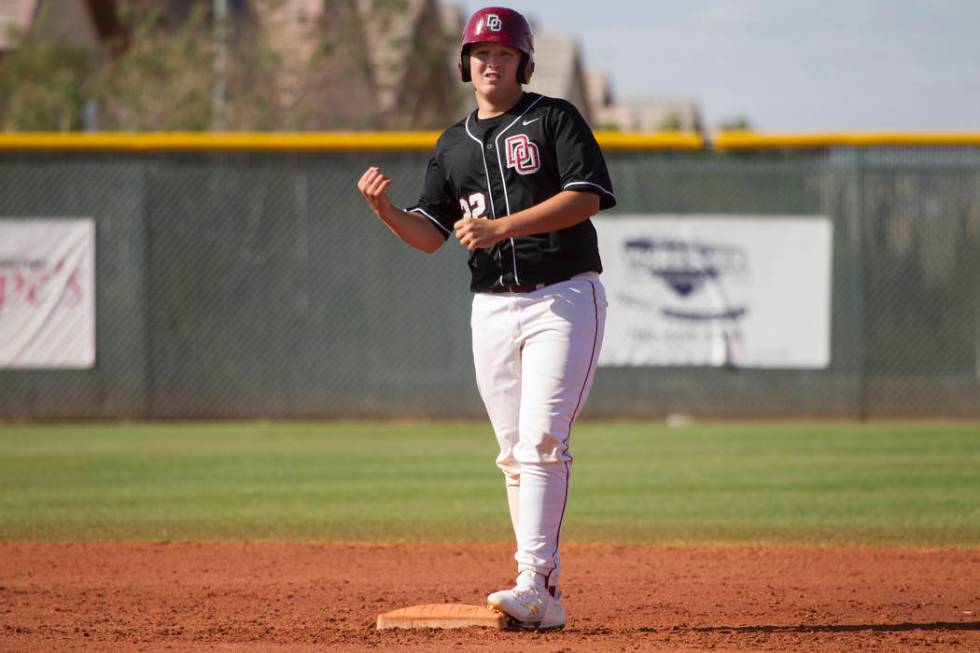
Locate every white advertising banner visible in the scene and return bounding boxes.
[595,215,833,369]
[0,219,96,368]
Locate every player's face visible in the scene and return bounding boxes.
[469,43,522,98]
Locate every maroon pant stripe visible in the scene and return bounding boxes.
[552,280,600,581]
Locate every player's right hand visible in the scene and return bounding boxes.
[357,166,393,216]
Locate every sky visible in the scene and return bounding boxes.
[456,0,980,132]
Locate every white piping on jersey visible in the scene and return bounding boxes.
[464,113,503,285]
[409,207,451,236]
[493,93,545,286]
[563,180,617,201]
[463,117,498,222]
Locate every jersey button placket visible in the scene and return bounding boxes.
[484,144,507,281]
[481,132,511,285]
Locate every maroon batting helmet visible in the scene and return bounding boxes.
[460,6,534,84]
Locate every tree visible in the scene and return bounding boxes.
[0,0,455,132]
[718,115,754,132]
[0,29,97,131]
[92,1,303,131]
[92,4,217,131]
[655,112,683,132]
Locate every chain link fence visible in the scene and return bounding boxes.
[0,145,977,420]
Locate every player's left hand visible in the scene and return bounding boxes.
[454,218,506,251]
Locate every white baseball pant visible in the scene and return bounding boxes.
[471,272,606,589]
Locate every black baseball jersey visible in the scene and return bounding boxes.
[408,92,616,292]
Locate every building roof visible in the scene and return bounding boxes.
[523,34,592,123]
[0,0,119,52]
[595,98,703,132]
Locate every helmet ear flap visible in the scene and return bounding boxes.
[460,44,472,82]
[518,52,531,84]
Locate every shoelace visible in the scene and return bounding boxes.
[511,570,555,605]
[513,584,543,598]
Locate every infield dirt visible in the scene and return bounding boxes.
[1,542,977,651]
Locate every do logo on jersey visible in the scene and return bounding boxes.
[504,134,540,175]
[485,14,502,31]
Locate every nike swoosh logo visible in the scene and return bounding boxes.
[522,117,541,126]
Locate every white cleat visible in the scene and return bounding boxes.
[487,570,566,631]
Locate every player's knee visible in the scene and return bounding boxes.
[514,417,572,463]
[513,435,571,465]
[495,455,521,481]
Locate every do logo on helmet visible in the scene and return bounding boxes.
[505,134,540,175]
[485,14,502,31]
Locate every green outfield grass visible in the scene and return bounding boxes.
[0,421,977,545]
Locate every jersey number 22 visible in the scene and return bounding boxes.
[459,192,487,219]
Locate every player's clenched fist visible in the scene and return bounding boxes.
[454,217,505,252]
[357,166,393,216]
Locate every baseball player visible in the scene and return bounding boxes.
[356,6,615,631]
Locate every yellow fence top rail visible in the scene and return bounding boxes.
[713,132,980,149]
[0,131,704,151]
[0,132,442,151]
[1,131,979,151]
[596,131,704,150]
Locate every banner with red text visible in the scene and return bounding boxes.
[0,219,96,368]
[594,215,833,369]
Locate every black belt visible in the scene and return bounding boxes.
[489,276,572,294]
